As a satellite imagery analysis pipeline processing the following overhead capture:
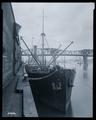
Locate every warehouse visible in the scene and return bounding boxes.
[2,2,22,89]
[2,3,23,117]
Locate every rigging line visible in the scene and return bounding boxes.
[45,36,50,49]
[47,41,74,67]
[42,8,44,33]
[47,44,62,66]
[37,37,41,47]
[36,38,42,65]
[20,36,42,69]
[32,45,42,65]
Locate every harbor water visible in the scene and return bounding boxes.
[71,59,93,117]
[33,58,93,117]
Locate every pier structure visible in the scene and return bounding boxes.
[81,49,89,70]
[83,56,88,70]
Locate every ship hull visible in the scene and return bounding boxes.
[26,66,76,113]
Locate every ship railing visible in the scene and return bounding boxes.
[29,68,57,80]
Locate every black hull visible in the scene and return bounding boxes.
[26,65,76,113]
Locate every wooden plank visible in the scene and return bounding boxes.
[16,76,24,93]
[23,83,38,117]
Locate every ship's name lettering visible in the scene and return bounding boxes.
[52,80,62,90]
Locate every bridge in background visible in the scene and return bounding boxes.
[21,48,93,57]
[21,47,93,70]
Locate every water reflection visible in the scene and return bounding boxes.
[71,61,92,117]
[83,70,88,80]
[65,102,73,117]
[30,60,92,117]
[34,99,73,117]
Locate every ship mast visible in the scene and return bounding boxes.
[41,9,46,69]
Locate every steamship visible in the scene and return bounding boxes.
[21,10,76,114]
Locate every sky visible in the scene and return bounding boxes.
[12,3,94,51]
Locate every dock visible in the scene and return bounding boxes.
[2,66,38,117]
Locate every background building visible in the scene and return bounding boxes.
[2,3,22,89]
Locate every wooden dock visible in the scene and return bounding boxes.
[16,76,38,117]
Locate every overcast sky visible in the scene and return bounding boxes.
[12,3,94,51]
